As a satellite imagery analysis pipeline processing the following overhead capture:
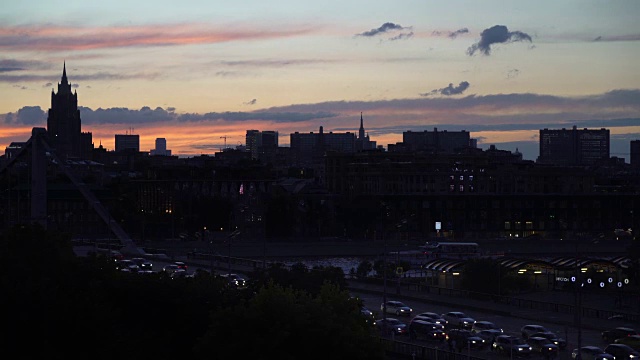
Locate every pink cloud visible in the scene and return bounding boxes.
[0,23,315,51]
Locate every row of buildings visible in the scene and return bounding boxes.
[0,65,639,244]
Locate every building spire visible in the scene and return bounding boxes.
[358,112,365,140]
[61,61,68,84]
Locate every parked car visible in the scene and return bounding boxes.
[604,344,640,360]
[615,335,640,350]
[528,336,559,357]
[170,269,188,279]
[492,335,532,356]
[521,324,551,339]
[602,327,638,343]
[446,329,486,350]
[381,301,413,317]
[409,319,446,342]
[475,329,503,346]
[375,317,408,336]
[572,346,614,360]
[472,320,503,334]
[529,331,567,350]
[413,312,446,325]
[441,311,475,329]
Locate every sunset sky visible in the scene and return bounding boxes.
[1,0,639,161]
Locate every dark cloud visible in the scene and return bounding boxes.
[42,82,52,87]
[467,25,533,56]
[79,106,175,125]
[166,107,176,112]
[357,22,405,37]
[389,32,414,41]
[593,36,602,42]
[7,106,47,125]
[0,71,158,83]
[244,99,257,105]
[448,28,469,39]
[71,83,79,88]
[432,28,469,39]
[0,59,51,72]
[589,34,640,42]
[177,111,336,123]
[421,81,470,96]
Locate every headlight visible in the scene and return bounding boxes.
[518,348,524,351]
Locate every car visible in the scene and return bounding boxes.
[472,320,503,334]
[220,273,247,289]
[170,269,188,279]
[413,312,446,325]
[602,327,638,343]
[604,344,640,360]
[408,319,446,342]
[130,257,153,270]
[528,336,559,357]
[522,324,551,339]
[441,311,475,329]
[162,264,180,275]
[115,259,140,272]
[572,346,614,360]
[360,306,376,326]
[615,335,640,350]
[529,331,567,350]
[381,301,413,317]
[475,329,504,345]
[375,317,408,336]
[446,329,486,350]
[174,261,188,271]
[492,335,532,356]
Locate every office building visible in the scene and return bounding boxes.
[150,138,171,156]
[246,130,279,163]
[538,126,609,166]
[290,126,356,166]
[631,140,640,168]
[402,128,472,154]
[115,134,140,152]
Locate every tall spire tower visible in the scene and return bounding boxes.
[47,63,82,159]
[358,112,365,140]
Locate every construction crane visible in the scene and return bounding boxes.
[220,135,228,151]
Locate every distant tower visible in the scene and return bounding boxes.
[47,62,82,159]
[358,112,365,140]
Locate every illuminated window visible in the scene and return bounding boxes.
[459,175,464,181]
[459,185,464,192]
[504,222,511,230]
[449,185,455,192]
[469,176,474,181]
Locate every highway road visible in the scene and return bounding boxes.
[351,290,610,360]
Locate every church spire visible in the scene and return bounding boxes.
[358,112,365,140]
[61,61,68,84]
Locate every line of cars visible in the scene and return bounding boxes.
[372,300,640,360]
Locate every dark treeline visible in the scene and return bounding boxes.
[0,224,385,359]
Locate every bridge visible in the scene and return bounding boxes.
[0,128,142,255]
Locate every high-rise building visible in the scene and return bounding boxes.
[150,138,171,156]
[403,128,471,154]
[356,113,377,151]
[115,134,140,152]
[538,126,609,166]
[245,130,279,163]
[631,140,640,168]
[46,62,92,160]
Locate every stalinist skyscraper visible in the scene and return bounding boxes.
[47,62,92,160]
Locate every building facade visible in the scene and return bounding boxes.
[402,128,472,154]
[115,134,140,153]
[538,126,610,166]
[46,63,92,160]
[150,138,171,156]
